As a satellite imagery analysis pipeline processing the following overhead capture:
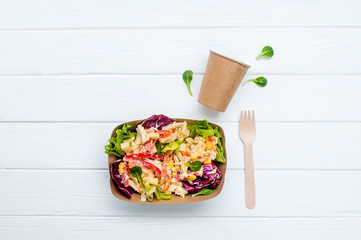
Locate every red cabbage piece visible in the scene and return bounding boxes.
[141,114,175,130]
[110,160,133,199]
[182,162,222,194]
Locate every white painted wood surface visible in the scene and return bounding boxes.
[1,75,360,121]
[1,217,360,240]
[1,170,361,217]
[1,28,361,75]
[0,0,360,28]
[0,0,361,239]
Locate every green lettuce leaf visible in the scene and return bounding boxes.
[145,185,156,202]
[104,124,136,156]
[187,120,226,163]
[155,188,172,200]
[215,145,226,163]
[188,120,218,138]
[162,139,183,154]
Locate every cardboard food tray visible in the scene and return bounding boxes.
[108,118,227,204]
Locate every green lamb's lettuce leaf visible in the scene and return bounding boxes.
[182,70,193,96]
[185,161,202,172]
[105,124,136,156]
[187,120,226,163]
[131,166,156,201]
[130,166,145,188]
[155,188,172,200]
[192,188,214,197]
[256,46,274,60]
[162,139,183,154]
[242,76,268,88]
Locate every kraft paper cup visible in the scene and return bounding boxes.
[198,51,251,112]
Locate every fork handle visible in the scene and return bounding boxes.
[244,143,256,209]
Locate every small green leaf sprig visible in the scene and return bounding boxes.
[182,70,193,96]
[243,46,274,88]
[182,46,275,91]
[192,188,214,197]
[242,76,267,88]
[256,46,274,60]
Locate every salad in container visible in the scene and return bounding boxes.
[105,114,227,204]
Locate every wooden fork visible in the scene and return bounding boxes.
[239,110,256,209]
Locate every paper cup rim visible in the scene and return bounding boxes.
[209,50,251,68]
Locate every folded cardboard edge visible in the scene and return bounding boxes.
[108,118,227,204]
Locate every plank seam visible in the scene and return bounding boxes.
[1,73,361,77]
[0,121,360,124]
[1,215,361,219]
[1,26,361,31]
[1,168,361,171]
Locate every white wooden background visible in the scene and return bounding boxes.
[1,1,361,239]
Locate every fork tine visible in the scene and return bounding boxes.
[252,110,256,129]
[240,110,244,120]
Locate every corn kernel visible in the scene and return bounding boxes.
[118,162,124,174]
[165,191,171,195]
[204,159,212,165]
[168,161,174,168]
[188,175,196,181]
[171,167,177,172]
[207,142,214,150]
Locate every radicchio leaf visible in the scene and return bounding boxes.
[110,160,133,199]
[182,162,222,194]
[141,114,175,130]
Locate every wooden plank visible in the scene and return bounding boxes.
[0,216,360,240]
[0,75,360,122]
[0,170,360,217]
[1,0,360,29]
[0,28,361,75]
[1,122,360,170]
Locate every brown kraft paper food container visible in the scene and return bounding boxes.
[198,51,251,112]
[108,118,227,204]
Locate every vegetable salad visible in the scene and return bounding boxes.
[105,115,225,202]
